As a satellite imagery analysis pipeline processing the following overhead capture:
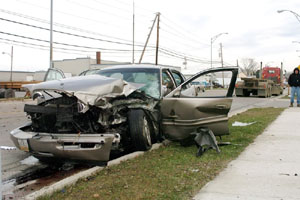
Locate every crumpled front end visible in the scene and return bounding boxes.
[10,124,119,164]
[13,75,159,164]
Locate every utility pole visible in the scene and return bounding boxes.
[10,46,13,86]
[155,12,160,65]
[220,43,224,87]
[260,62,263,78]
[210,32,228,89]
[219,43,224,67]
[280,62,283,84]
[132,0,135,64]
[139,14,158,64]
[50,0,53,68]
[183,57,187,69]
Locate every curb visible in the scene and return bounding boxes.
[228,106,254,117]
[24,143,162,200]
[0,98,33,103]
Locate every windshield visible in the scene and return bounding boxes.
[97,68,160,98]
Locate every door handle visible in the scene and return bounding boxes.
[216,105,227,109]
[168,115,178,119]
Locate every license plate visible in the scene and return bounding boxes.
[18,139,29,152]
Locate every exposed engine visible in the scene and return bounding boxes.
[25,94,129,134]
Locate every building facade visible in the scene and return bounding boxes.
[0,71,46,82]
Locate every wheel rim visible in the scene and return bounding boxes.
[143,117,152,146]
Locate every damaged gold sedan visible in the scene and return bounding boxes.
[10,64,238,165]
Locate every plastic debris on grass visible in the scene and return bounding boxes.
[232,121,256,127]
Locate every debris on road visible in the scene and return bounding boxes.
[20,156,39,166]
[0,146,16,150]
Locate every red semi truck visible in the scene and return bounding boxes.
[235,67,283,98]
[262,67,281,84]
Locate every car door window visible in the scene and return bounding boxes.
[180,70,234,98]
[171,71,185,86]
[162,71,176,96]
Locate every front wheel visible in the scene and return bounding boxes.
[128,109,153,151]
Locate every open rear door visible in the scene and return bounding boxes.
[161,67,238,141]
[44,68,65,81]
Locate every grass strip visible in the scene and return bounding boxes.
[39,107,284,200]
[280,95,297,100]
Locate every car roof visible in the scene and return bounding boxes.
[99,64,179,71]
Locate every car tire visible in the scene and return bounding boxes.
[4,89,15,98]
[243,90,250,97]
[128,109,152,151]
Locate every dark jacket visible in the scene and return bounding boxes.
[288,68,300,87]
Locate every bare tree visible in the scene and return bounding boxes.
[240,58,259,76]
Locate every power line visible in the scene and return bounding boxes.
[14,0,131,29]
[0,7,218,65]
[0,37,93,53]
[0,17,149,48]
[0,15,212,62]
[159,48,220,64]
[162,15,210,46]
[110,0,155,14]
[91,0,156,18]
[159,47,215,63]
[0,39,94,56]
[0,8,214,63]
[90,0,133,13]
[62,0,132,21]
[0,31,152,52]
[15,0,154,33]
[160,32,207,52]
[0,37,154,55]
[65,0,153,22]
[160,21,209,47]
[0,8,136,43]
[0,38,156,59]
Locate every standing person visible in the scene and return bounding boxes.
[288,67,300,107]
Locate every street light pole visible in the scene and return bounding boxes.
[2,46,13,86]
[132,0,135,64]
[10,46,13,83]
[277,10,300,23]
[50,0,53,68]
[210,32,228,89]
[210,32,228,69]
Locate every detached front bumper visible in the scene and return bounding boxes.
[10,124,119,165]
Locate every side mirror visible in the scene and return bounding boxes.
[32,92,45,104]
[32,92,44,100]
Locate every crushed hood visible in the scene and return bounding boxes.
[23,75,143,107]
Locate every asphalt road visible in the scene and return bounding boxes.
[0,100,39,181]
[231,95,289,113]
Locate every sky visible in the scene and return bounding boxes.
[0,0,300,73]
